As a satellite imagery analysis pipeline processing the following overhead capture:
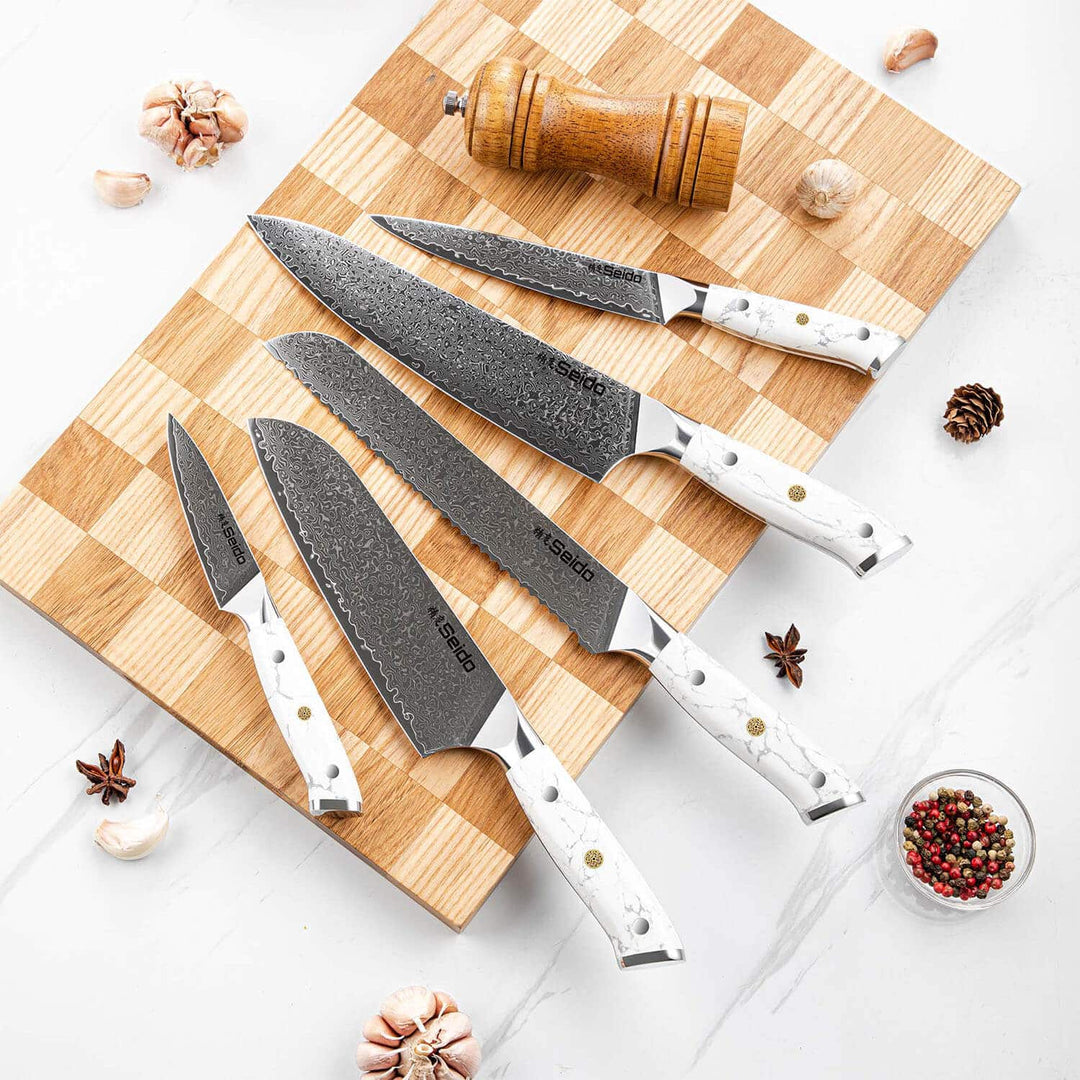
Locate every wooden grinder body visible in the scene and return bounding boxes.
[461,57,747,210]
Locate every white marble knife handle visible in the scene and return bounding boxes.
[247,616,363,815]
[650,633,863,823]
[681,424,911,577]
[505,745,684,969]
[701,284,905,377]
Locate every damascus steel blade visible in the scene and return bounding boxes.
[167,415,259,607]
[371,214,673,323]
[266,332,631,654]
[247,215,641,481]
[248,417,506,756]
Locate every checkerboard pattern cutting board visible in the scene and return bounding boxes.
[0,0,1018,928]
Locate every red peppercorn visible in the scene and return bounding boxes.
[987,861,999,873]
[942,886,954,897]
[959,889,972,901]
[906,851,920,865]
[990,877,1003,889]
[921,829,932,840]
[966,830,977,841]
[929,843,940,855]
[949,832,960,844]
[984,822,996,834]
[945,803,957,815]
[970,857,983,870]
[929,808,940,819]
[930,855,941,865]
[949,867,961,879]
[933,881,945,893]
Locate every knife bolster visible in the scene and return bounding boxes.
[459,56,746,210]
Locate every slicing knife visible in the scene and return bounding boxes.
[265,332,864,824]
[247,214,911,578]
[371,214,906,378]
[248,415,683,968]
[166,415,362,815]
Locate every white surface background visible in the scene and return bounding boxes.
[2,2,1077,1077]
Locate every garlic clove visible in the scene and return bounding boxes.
[181,79,218,116]
[181,139,220,170]
[359,1071,398,1080]
[883,27,938,72]
[214,92,249,144]
[795,158,858,220]
[141,81,183,111]
[380,986,437,1035]
[93,801,168,858]
[427,1011,471,1048]
[438,1036,481,1078]
[362,1014,404,1048]
[93,170,152,209]
[432,1062,467,1080]
[354,1042,399,1073]
[432,990,458,1017]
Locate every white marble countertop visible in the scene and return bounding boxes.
[2,2,1076,1076]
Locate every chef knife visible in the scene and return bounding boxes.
[247,215,911,578]
[248,416,683,968]
[266,332,864,823]
[166,415,362,815]
[371,215,905,378]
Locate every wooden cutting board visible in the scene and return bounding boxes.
[0,0,1017,929]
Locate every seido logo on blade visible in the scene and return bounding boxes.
[427,606,476,673]
[218,512,248,565]
[533,525,594,581]
[587,261,643,285]
[543,355,607,397]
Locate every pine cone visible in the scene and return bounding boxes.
[943,383,1003,443]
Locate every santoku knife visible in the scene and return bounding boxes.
[166,416,362,815]
[247,215,911,578]
[266,332,864,823]
[248,416,683,969]
[372,215,906,378]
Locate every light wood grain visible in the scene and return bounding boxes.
[0,0,1018,930]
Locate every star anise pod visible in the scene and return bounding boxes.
[75,739,136,805]
[764,624,807,688]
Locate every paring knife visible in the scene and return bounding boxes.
[372,215,906,378]
[266,332,864,824]
[248,416,683,969]
[166,415,362,816]
[247,215,911,578]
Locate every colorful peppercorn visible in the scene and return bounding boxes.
[901,786,1020,903]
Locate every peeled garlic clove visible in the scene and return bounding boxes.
[214,92,249,144]
[795,158,858,220]
[438,1036,481,1078]
[354,1042,399,1073]
[883,27,938,72]
[93,170,152,209]
[93,801,168,858]
[362,1015,403,1048]
[380,986,437,1035]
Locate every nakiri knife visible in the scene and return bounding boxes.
[266,332,864,824]
[248,416,684,969]
[166,416,362,815]
[371,215,906,378]
[247,215,912,579]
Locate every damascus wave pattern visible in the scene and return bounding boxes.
[167,415,259,606]
[372,215,666,323]
[248,215,641,481]
[249,417,506,756]
[267,332,630,654]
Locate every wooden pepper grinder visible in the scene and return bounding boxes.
[444,56,747,211]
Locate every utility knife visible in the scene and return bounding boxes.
[266,332,864,824]
[371,215,906,378]
[166,415,362,815]
[247,215,911,578]
[248,416,683,968]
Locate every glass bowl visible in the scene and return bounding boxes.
[889,769,1035,914]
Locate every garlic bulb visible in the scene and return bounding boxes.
[93,170,151,208]
[357,986,480,1078]
[795,159,858,220]
[137,79,248,170]
[883,28,938,72]
[93,802,169,860]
